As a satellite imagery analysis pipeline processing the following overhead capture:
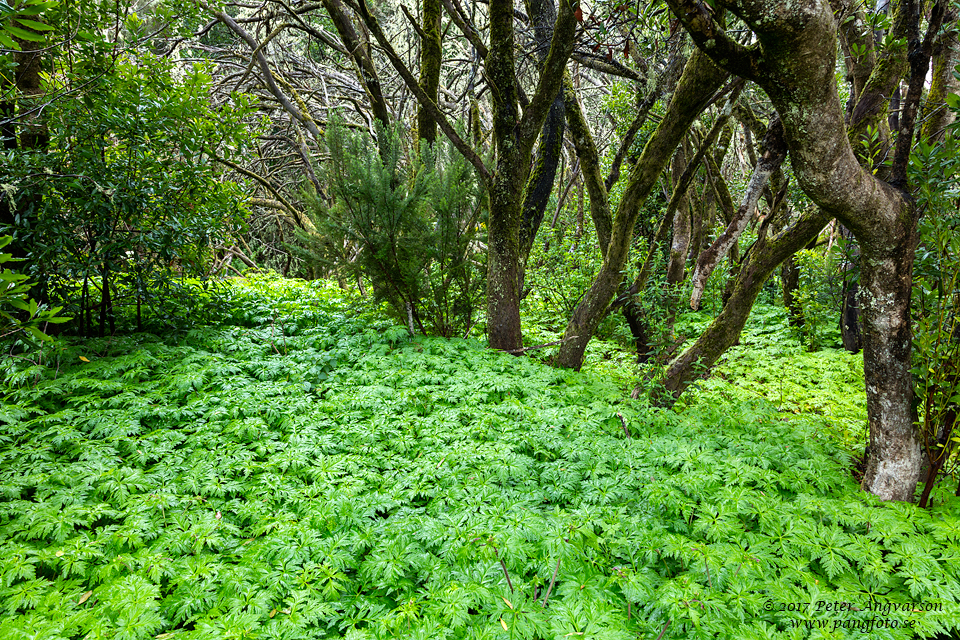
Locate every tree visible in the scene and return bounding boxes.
[2,14,253,334]
[354,0,577,351]
[661,0,949,500]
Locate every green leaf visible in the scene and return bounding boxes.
[14,17,53,30]
[0,30,19,48]
[4,23,45,40]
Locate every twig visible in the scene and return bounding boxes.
[655,619,672,640]
[617,412,631,440]
[491,543,513,592]
[542,557,560,607]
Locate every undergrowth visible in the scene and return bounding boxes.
[1,277,959,639]
[677,304,869,455]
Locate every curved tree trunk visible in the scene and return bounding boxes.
[666,0,943,501]
[554,50,728,369]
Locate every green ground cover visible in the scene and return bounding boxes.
[1,277,959,639]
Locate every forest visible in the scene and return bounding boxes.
[2,0,960,637]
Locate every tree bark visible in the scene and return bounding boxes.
[519,0,567,267]
[554,51,728,369]
[667,0,931,501]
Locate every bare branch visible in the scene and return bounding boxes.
[355,0,492,182]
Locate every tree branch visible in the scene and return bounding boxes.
[664,0,762,80]
[355,0,492,182]
[202,3,324,141]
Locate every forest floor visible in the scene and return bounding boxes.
[1,275,958,640]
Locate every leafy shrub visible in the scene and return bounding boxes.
[910,123,960,507]
[2,54,252,336]
[0,236,68,345]
[1,278,958,640]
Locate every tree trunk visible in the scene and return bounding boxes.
[518,0,567,266]
[321,0,392,131]
[554,50,728,369]
[666,146,692,287]
[666,0,933,500]
[858,234,920,500]
[483,0,575,351]
[417,0,442,144]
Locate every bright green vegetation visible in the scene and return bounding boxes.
[2,278,958,639]
[679,304,870,454]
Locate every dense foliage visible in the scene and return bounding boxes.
[299,124,485,337]
[1,277,958,639]
[5,53,252,335]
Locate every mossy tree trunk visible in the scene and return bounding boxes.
[417,0,442,145]
[321,0,392,132]
[518,0,568,270]
[553,50,728,369]
[666,0,946,501]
